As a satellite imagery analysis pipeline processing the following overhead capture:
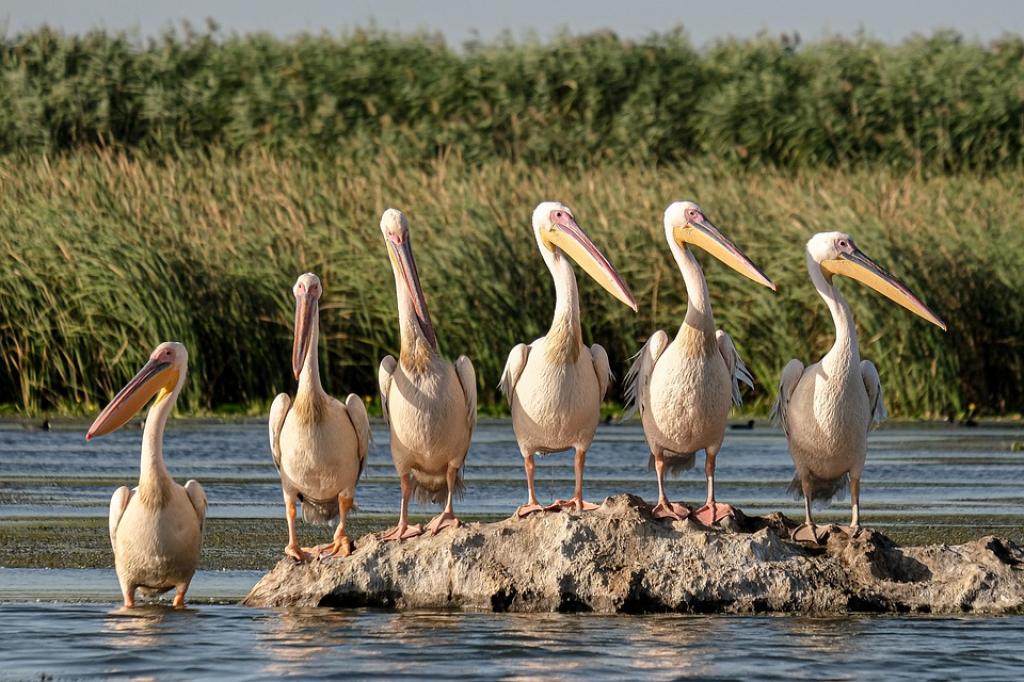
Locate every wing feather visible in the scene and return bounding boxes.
[716,330,754,407]
[590,344,613,400]
[860,360,887,429]
[771,358,805,436]
[378,355,397,425]
[268,393,291,473]
[345,393,372,478]
[184,479,208,532]
[455,355,478,430]
[499,344,530,404]
[623,330,669,419]
[108,486,132,550]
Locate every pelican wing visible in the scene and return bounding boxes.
[184,479,208,532]
[455,355,477,429]
[771,359,806,436]
[590,344,613,400]
[499,343,530,404]
[716,330,755,407]
[344,393,372,478]
[623,330,669,419]
[860,360,888,429]
[268,392,291,473]
[108,485,132,550]
[378,355,397,425]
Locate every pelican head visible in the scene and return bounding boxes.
[86,342,187,440]
[291,272,322,379]
[807,232,947,331]
[532,201,638,311]
[380,208,437,349]
[664,201,776,291]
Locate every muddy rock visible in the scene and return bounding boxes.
[242,495,1024,614]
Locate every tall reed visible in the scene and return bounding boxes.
[1,150,1020,416]
[1,27,1023,171]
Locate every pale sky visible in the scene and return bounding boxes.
[3,0,1023,46]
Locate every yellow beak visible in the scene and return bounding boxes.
[675,220,776,291]
[86,358,180,440]
[387,235,438,349]
[822,250,947,331]
[544,213,638,311]
[292,291,318,379]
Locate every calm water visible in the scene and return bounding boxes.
[2,420,1023,679]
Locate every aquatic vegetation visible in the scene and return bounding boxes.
[1,27,1024,171]
[1,150,1020,416]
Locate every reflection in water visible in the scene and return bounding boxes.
[1,605,1024,679]
[257,607,355,675]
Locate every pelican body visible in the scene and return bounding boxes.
[86,342,207,608]
[771,232,946,541]
[377,209,477,540]
[626,202,776,524]
[500,202,637,516]
[269,273,371,561]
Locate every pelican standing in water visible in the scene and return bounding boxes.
[500,202,637,516]
[626,202,776,524]
[378,208,477,541]
[269,273,371,560]
[772,232,946,542]
[86,342,206,608]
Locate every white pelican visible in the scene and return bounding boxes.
[771,232,946,542]
[86,342,206,608]
[500,201,637,516]
[377,208,477,540]
[269,273,371,560]
[626,202,776,524]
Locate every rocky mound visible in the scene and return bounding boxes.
[243,495,1024,615]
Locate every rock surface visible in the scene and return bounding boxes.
[243,495,1024,614]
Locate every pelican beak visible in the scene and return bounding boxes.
[292,290,319,379]
[387,234,438,349]
[677,218,776,291]
[822,248,947,331]
[544,210,638,311]
[86,358,178,440]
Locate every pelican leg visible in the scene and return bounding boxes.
[172,582,190,608]
[318,494,356,558]
[839,476,863,538]
[792,477,826,543]
[546,447,600,512]
[381,474,423,541]
[695,446,734,525]
[120,578,136,608]
[651,449,690,520]
[515,451,545,517]
[426,466,462,534]
[282,492,311,562]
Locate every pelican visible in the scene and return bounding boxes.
[625,202,776,524]
[377,208,477,541]
[269,273,371,560]
[771,232,946,542]
[86,342,206,608]
[500,201,637,516]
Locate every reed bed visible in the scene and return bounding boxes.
[0,150,1020,416]
[2,27,1024,171]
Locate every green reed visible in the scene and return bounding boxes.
[2,27,1024,171]
[0,150,1020,417]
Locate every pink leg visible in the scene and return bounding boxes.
[516,452,545,518]
[651,449,690,520]
[695,446,734,525]
[381,474,423,541]
[426,466,462,534]
[791,476,827,543]
[545,447,600,512]
[316,495,356,557]
[282,492,311,562]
